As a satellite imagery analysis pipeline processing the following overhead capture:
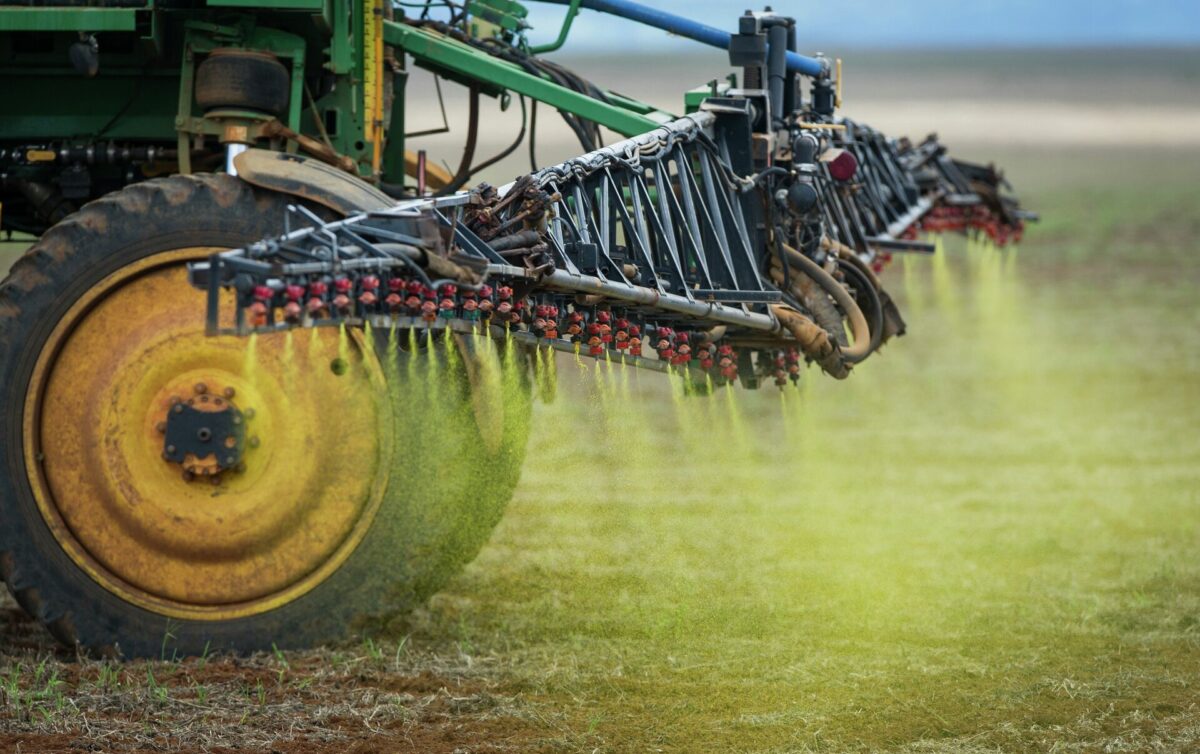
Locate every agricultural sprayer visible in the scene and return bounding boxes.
[0,0,1033,656]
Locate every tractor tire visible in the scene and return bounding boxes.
[0,174,530,657]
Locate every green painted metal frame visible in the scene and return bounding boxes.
[0,7,143,32]
[383,19,663,138]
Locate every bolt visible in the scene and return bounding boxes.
[214,398,223,407]
[156,422,166,434]
[224,456,235,465]
[245,408,256,420]
[173,404,183,414]
[166,445,177,454]
[224,387,236,399]
[232,415,242,425]
[197,428,212,442]
[195,383,207,394]
[249,436,260,449]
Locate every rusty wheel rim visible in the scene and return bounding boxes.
[23,249,393,620]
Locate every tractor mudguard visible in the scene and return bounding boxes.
[231,149,394,215]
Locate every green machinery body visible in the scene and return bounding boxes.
[0,0,675,235]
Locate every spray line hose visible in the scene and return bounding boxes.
[779,243,873,363]
[527,0,830,78]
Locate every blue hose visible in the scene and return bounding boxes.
[529,0,829,77]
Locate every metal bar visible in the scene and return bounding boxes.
[866,236,937,254]
[528,0,829,78]
[539,270,779,332]
[382,20,659,137]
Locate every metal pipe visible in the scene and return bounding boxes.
[766,22,788,127]
[528,0,828,78]
[541,269,781,333]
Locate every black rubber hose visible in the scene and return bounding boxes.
[435,85,480,196]
[528,100,539,171]
[836,257,884,355]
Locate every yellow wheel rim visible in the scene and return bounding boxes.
[23,249,393,620]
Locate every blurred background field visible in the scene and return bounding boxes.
[3,39,1200,754]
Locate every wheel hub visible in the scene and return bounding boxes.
[159,383,256,482]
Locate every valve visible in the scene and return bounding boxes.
[586,321,605,357]
[717,344,738,382]
[359,275,380,308]
[332,277,353,315]
[386,277,406,312]
[404,280,425,317]
[613,317,631,352]
[248,284,273,327]
[306,281,329,317]
[595,310,613,346]
[438,283,458,320]
[283,284,305,323]
[477,284,495,322]
[628,325,643,357]
[461,289,481,322]
[565,310,585,342]
[654,326,675,363]
[671,332,692,367]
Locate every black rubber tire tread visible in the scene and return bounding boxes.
[0,174,530,657]
[195,49,291,117]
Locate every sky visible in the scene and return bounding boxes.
[518,1,1200,51]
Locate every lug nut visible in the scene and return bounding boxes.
[245,408,256,420]
[156,422,166,434]
[195,383,207,394]
[173,404,183,414]
[249,436,260,449]
[166,445,177,454]
[223,387,236,399]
